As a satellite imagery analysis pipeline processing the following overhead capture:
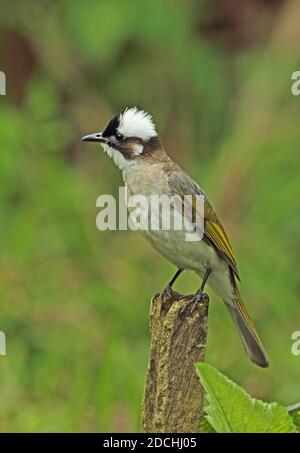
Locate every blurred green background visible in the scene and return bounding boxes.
[0,0,300,432]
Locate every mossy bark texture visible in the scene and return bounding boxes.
[142,289,209,433]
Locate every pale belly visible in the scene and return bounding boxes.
[124,174,234,303]
[142,227,235,303]
[143,227,211,273]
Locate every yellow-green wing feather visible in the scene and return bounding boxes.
[204,198,239,279]
[167,168,239,279]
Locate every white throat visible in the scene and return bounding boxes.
[101,143,136,173]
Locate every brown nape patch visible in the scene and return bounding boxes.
[140,137,170,162]
[120,136,169,162]
[120,137,144,160]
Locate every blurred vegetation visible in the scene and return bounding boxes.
[0,0,299,432]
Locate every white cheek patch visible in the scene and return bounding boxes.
[132,143,144,156]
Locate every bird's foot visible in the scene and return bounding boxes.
[161,284,174,298]
[153,285,174,304]
[179,290,209,317]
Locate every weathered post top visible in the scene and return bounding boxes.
[142,289,209,433]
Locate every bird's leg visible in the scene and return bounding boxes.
[164,268,183,292]
[152,269,183,304]
[154,269,183,305]
[180,268,211,316]
[196,268,211,296]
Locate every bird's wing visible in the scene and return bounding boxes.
[167,169,240,280]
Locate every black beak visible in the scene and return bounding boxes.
[81,132,106,143]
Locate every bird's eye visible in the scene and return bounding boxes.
[115,132,124,141]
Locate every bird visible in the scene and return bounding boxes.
[81,107,269,368]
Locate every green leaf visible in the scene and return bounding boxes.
[199,414,216,433]
[196,363,297,433]
[287,403,300,430]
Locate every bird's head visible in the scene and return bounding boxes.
[81,107,164,171]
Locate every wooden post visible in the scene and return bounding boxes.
[141,288,209,433]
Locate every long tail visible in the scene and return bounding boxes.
[225,287,269,368]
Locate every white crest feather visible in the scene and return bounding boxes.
[118,107,157,141]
